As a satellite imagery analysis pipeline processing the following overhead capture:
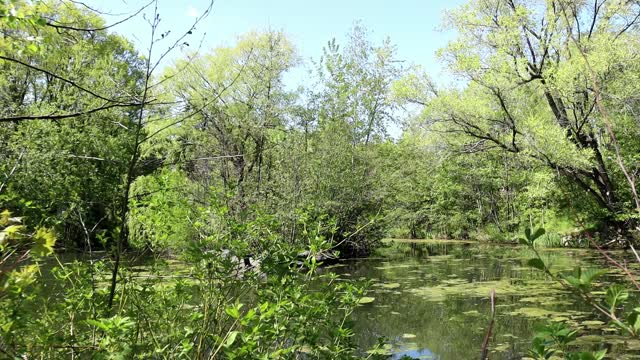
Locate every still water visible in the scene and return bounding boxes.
[332,240,640,359]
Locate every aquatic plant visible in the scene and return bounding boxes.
[522,227,640,358]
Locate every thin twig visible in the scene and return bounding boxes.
[45,0,155,32]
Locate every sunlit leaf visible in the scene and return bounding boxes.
[31,228,56,257]
[605,284,628,313]
[225,331,239,347]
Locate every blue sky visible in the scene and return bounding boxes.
[86,0,466,86]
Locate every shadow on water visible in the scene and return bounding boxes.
[332,240,640,359]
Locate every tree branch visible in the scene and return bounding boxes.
[0,55,128,104]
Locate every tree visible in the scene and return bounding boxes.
[300,24,403,254]
[408,0,640,234]
[0,0,144,247]
[159,31,295,211]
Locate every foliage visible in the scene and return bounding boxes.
[5,0,640,358]
[522,226,640,358]
[128,169,198,250]
[0,2,386,358]
[395,0,640,240]
[300,24,402,254]
[0,204,384,359]
[0,209,56,351]
[0,0,143,249]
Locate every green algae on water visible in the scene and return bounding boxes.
[410,278,567,302]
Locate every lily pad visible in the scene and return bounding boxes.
[381,282,401,289]
[357,297,375,305]
[508,307,579,319]
[492,343,510,352]
[366,344,393,356]
[581,320,605,328]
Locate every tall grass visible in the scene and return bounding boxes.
[534,232,564,248]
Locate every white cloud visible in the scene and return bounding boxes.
[186,6,199,18]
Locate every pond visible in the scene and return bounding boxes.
[331,240,640,359]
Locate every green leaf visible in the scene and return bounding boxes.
[31,228,56,257]
[531,228,546,242]
[593,349,608,360]
[561,273,582,288]
[35,16,47,26]
[366,343,393,356]
[0,321,13,334]
[86,319,110,332]
[524,228,545,243]
[627,309,640,333]
[579,268,606,286]
[225,303,243,319]
[26,43,38,53]
[605,284,628,312]
[224,331,239,347]
[528,336,556,359]
[566,349,607,360]
[3,224,24,237]
[527,258,545,271]
[0,210,11,226]
[561,267,606,291]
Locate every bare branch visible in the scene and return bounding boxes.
[148,1,216,76]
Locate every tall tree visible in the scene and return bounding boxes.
[302,24,403,254]
[408,0,640,231]
[157,31,297,217]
